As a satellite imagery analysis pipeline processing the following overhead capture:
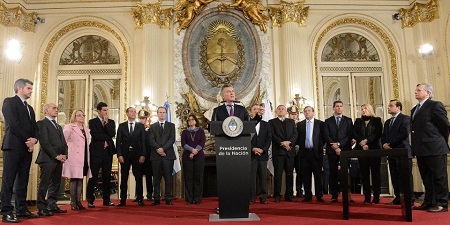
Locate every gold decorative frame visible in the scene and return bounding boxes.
[0,2,37,32]
[41,21,128,118]
[314,17,399,116]
[399,0,439,28]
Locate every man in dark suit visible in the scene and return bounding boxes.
[116,107,146,206]
[410,83,449,213]
[297,106,325,202]
[269,105,298,202]
[1,79,39,222]
[149,107,176,206]
[381,99,414,205]
[211,84,249,122]
[36,103,68,216]
[323,100,353,203]
[87,102,116,208]
[249,104,272,204]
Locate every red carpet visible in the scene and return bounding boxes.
[17,195,448,224]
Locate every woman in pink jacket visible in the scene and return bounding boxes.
[62,110,92,210]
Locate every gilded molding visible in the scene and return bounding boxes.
[399,0,439,28]
[41,21,128,118]
[229,0,269,32]
[173,0,215,34]
[0,2,37,32]
[314,17,399,116]
[268,0,309,27]
[369,77,374,105]
[132,2,172,29]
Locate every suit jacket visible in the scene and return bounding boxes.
[149,121,176,160]
[116,121,146,157]
[353,117,382,150]
[381,113,412,158]
[211,103,249,121]
[36,118,68,164]
[296,119,324,160]
[411,99,450,156]
[62,123,92,178]
[88,117,116,156]
[269,118,298,158]
[324,115,353,154]
[1,95,39,151]
[251,120,272,161]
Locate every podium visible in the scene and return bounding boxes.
[209,119,259,221]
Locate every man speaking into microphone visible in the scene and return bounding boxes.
[211,84,249,122]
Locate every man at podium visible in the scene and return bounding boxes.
[211,84,249,122]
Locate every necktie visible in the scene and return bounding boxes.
[306,120,313,148]
[129,123,134,134]
[24,101,30,118]
[389,117,395,133]
[336,116,341,126]
[51,120,59,130]
[227,104,234,116]
[160,122,164,134]
[412,104,421,119]
[102,120,107,127]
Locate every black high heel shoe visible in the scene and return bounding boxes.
[77,201,86,210]
[70,202,79,210]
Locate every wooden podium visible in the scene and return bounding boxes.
[209,120,259,221]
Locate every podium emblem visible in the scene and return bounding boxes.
[222,116,244,137]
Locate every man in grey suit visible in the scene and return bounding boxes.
[411,83,449,213]
[36,103,68,216]
[1,79,39,222]
[149,107,176,206]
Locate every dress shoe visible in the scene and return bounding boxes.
[146,195,153,201]
[372,197,380,204]
[88,202,95,208]
[386,198,401,205]
[428,206,448,213]
[49,206,67,214]
[70,202,79,210]
[151,200,161,206]
[165,200,173,205]
[16,210,39,218]
[103,201,115,206]
[302,198,312,202]
[137,200,144,206]
[117,201,126,207]
[77,201,86,210]
[38,209,53,217]
[2,214,19,223]
[330,198,338,203]
[413,203,431,210]
[274,196,281,203]
[285,197,296,202]
[260,198,268,204]
[316,197,325,202]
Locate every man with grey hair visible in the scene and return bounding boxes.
[36,103,68,216]
[411,83,449,213]
[1,79,39,222]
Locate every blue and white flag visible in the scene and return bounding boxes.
[262,99,274,175]
[163,101,182,175]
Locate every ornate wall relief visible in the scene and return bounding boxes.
[182,7,262,102]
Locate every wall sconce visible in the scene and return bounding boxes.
[4,39,24,62]
[417,43,434,59]
[392,13,403,20]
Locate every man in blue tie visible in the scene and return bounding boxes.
[296,106,325,202]
[410,83,449,213]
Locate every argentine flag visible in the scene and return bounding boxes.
[163,102,182,175]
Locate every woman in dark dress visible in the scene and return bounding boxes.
[353,104,383,204]
[181,114,206,204]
